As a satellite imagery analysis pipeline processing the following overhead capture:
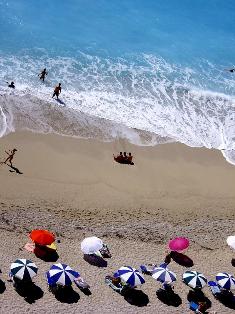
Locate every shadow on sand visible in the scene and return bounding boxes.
[55,98,66,106]
[156,288,182,307]
[7,164,23,174]
[34,246,59,262]
[83,254,107,268]
[170,251,194,267]
[123,289,149,307]
[54,286,80,304]
[0,279,6,294]
[216,291,235,310]
[14,281,44,304]
[187,289,212,311]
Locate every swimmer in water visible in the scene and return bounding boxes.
[6,81,15,88]
[38,68,48,82]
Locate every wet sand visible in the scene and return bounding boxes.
[0,131,235,313]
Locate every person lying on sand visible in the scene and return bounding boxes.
[6,81,15,89]
[52,83,62,99]
[1,148,17,167]
[113,151,134,165]
[38,68,48,82]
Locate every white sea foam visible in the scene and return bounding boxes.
[0,52,235,164]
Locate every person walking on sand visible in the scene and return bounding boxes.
[1,148,17,167]
[38,68,48,82]
[52,83,62,99]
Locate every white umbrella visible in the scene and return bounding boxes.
[81,236,103,254]
[227,236,235,249]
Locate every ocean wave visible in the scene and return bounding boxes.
[0,52,235,164]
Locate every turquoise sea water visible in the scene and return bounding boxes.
[0,0,235,163]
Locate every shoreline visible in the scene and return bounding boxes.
[0,131,235,313]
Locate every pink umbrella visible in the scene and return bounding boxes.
[168,237,189,252]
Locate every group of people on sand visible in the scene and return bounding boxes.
[113,151,134,165]
[6,68,62,100]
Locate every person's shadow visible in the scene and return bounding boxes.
[7,164,23,174]
[83,254,107,267]
[156,288,182,307]
[123,289,149,307]
[54,286,80,304]
[14,281,44,304]
[55,98,66,106]
[170,251,194,267]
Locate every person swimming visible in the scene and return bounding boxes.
[38,68,48,82]
[6,81,15,89]
[52,83,62,99]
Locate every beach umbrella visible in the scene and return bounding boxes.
[81,236,103,254]
[183,271,207,289]
[30,229,55,246]
[152,267,176,284]
[117,266,145,287]
[216,273,235,290]
[226,236,235,250]
[10,259,38,281]
[169,237,189,252]
[47,263,79,286]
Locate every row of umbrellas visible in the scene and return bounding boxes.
[29,230,104,256]
[114,266,235,290]
[29,232,235,254]
[11,260,79,286]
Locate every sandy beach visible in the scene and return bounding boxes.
[0,131,235,313]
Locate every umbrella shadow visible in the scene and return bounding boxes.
[216,291,235,310]
[34,246,59,262]
[187,289,211,310]
[0,279,6,294]
[14,281,44,304]
[170,252,194,267]
[231,258,235,267]
[83,254,107,268]
[123,289,149,307]
[54,285,80,303]
[156,288,182,307]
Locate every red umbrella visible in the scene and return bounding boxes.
[30,230,55,246]
[168,237,189,252]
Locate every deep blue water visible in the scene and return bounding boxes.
[0,0,235,164]
[1,0,235,64]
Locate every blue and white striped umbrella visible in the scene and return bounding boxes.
[48,263,79,286]
[152,267,176,284]
[183,271,207,289]
[216,273,235,290]
[117,266,145,287]
[10,259,38,281]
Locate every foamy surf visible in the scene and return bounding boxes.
[0,53,235,165]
